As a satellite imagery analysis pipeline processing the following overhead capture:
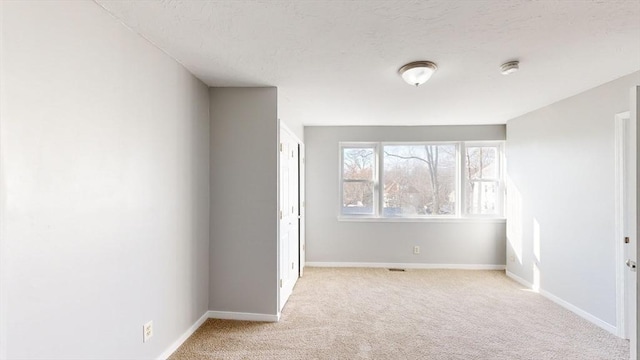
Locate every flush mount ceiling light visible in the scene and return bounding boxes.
[398,61,438,87]
[500,60,520,75]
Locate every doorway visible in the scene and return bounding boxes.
[615,110,636,347]
[278,123,305,312]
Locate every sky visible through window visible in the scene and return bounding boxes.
[383,144,456,216]
[340,142,502,218]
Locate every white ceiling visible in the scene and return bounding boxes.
[96,0,640,126]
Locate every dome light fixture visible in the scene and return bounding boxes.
[398,61,438,87]
[500,60,520,75]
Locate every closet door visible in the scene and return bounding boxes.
[279,128,299,311]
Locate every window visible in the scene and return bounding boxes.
[383,144,457,217]
[341,145,376,215]
[339,141,504,219]
[464,144,502,216]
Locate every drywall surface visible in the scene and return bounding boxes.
[96,0,640,127]
[305,125,506,266]
[278,88,304,141]
[506,71,640,327]
[0,1,210,358]
[209,88,279,316]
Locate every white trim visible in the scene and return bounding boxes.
[337,216,506,223]
[632,85,640,360]
[461,142,505,218]
[458,142,465,218]
[615,111,630,338]
[278,119,302,144]
[299,143,306,277]
[380,142,460,218]
[157,312,209,360]
[539,289,617,336]
[339,142,379,217]
[506,271,618,337]
[339,141,506,220]
[505,270,532,288]
[207,310,280,322]
[278,125,304,313]
[156,309,282,359]
[306,262,505,270]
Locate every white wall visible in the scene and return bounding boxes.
[209,88,279,317]
[506,71,640,329]
[0,2,210,358]
[278,88,304,141]
[305,125,507,266]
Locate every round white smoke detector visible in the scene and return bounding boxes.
[500,61,520,75]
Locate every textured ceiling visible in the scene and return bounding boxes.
[95,0,640,126]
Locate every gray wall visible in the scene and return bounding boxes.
[0,1,210,359]
[305,125,507,266]
[505,71,640,328]
[209,88,279,316]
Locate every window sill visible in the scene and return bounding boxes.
[337,216,506,223]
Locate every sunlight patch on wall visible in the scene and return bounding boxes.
[533,218,541,291]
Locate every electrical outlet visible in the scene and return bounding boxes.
[413,246,420,254]
[143,321,153,343]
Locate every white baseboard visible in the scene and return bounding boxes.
[207,310,280,322]
[538,288,617,336]
[505,271,618,336]
[505,270,533,288]
[157,310,280,359]
[157,311,209,360]
[306,262,506,270]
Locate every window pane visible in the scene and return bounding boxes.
[342,181,374,215]
[465,146,498,179]
[466,180,499,215]
[383,144,456,216]
[343,148,374,180]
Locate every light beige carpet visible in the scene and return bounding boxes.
[170,267,629,360]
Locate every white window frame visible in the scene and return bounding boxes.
[339,142,379,217]
[380,142,460,219]
[338,141,505,221]
[461,142,505,218]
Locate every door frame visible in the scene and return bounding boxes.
[615,111,631,338]
[298,143,306,277]
[632,85,640,360]
[277,120,305,313]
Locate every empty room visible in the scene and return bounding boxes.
[1,0,640,359]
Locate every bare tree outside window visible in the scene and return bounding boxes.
[342,147,375,215]
[465,146,500,215]
[383,144,456,216]
[339,142,503,218]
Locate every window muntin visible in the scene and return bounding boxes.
[383,144,457,217]
[339,141,504,219]
[464,144,502,216]
[341,146,376,215]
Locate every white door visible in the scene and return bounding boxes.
[621,112,637,345]
[632,86,640,360]
[279,128,299,311]
[299,143,306,277]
